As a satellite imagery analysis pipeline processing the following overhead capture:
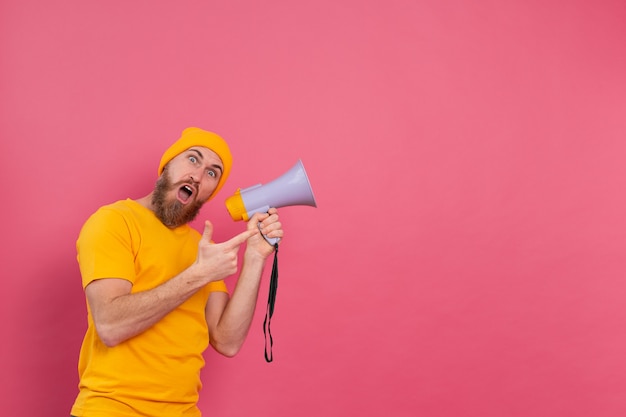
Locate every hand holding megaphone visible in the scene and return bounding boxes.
[225,159,317,245]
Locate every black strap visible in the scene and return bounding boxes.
[263,243,279,362]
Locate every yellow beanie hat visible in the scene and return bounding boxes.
[158,127,233,201]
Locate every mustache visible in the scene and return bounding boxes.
[171,178,199,191]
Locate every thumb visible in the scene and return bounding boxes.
[201,220,214,243]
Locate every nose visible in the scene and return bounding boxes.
[189,163,208,184]
[189,167,203,184]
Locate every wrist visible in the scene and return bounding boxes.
[244,247,270,265]
[186,262,210,285]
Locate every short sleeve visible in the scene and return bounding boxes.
[76,207,137,288]
[206,280,228,294]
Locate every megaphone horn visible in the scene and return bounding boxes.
[225,159,317,222]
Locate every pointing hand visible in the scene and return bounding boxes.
[195,220,257,282]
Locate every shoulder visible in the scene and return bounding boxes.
[86,199,151,226]
[79,199,144,240]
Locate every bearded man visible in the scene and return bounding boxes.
[70,127,283,417]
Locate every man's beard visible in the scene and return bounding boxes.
[152,167,205,228]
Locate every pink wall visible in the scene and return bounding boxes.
[2,0,626,416]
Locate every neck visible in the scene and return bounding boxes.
[135,193,155,211]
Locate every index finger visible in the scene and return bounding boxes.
[224,228,257,248]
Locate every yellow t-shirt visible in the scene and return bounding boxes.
[71,199,228,417]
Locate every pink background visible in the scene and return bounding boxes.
[2,0,626,416]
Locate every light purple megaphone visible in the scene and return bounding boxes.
[225,159,317,244]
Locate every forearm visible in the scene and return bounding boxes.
[89,265,207,347]
[89,219,258,348]
[209,252,267,356]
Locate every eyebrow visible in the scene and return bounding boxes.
[189,148,223,174]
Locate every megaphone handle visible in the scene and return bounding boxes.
[257,222,280,246]
[249,205,279,246]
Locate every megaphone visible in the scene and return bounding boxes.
[225,159,316,363]
[225,159,317,228]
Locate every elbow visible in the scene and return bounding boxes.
[95,323,126,348]
[219,348,240,358]
[100,336,123,348]
[210,339,243,358]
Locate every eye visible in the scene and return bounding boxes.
[189,156,198,164]
[207,170,216,178]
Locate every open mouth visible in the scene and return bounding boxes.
[177,184,195,204]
